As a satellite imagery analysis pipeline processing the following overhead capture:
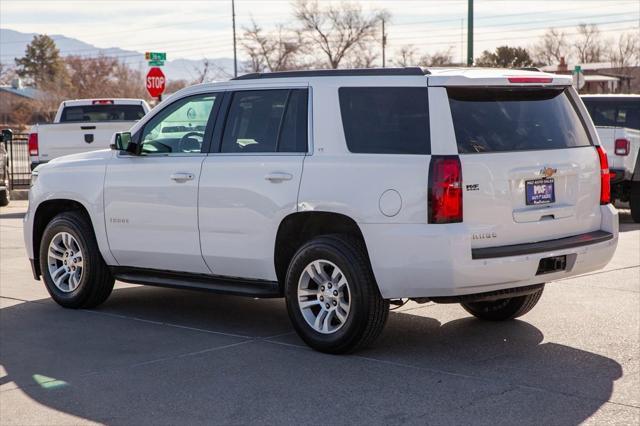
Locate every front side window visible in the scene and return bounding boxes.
[221,89,308,153]
[140,94,217,154]
[339,87,430,155]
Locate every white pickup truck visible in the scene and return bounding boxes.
[28,99,150,169]
[581,95,640,222]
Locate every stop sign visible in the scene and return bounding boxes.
[146,67,166,98]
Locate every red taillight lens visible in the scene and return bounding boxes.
[28,133,39,156]
[428,156,463,223]
[595,146,610,205]
[507,76,553,84]
[614,138,630,156]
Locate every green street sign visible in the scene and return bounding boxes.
[574,65,582,73]
[148,60,165,67]
[145,52,166,61]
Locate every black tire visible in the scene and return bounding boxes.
[0,171,10,207]
[630,181,640,223]
[0,189,8,207]
[461,286,544,321]
[39,211,114,309]
[285,235,389,354]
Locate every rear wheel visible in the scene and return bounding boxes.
[461,286,544,321]
[285,235,389,354]
[39,211,114,308]
[630,181,640,223]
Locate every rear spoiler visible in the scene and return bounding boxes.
[428,73,571,87]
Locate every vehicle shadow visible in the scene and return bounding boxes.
[0,286,624,425]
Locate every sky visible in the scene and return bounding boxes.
[1,0,639,64]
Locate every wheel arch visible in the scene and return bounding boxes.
[32,198,98,278]
[273,211,372,290]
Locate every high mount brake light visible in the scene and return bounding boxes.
[28,133,39,156]
[92,100,114,105]
[428,156,463,224]
[507,77,553,84]
[614,138,630,156]
[595,146,610,205]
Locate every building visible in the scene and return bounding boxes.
[541,58,639,94]
[0,78,42,129]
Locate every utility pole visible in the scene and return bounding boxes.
[232,0,237,77]
[381,18,387,68]
[467,0,473,66]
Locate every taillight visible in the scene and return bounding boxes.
[614,138,630,156]
[595,146,610,205]
[428,156,463,223]
[92,99,114,105]
[28,133,39,156]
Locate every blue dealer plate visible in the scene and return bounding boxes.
[525,178,555,205]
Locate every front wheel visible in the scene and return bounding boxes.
[461,286,544,321]
[285,235,389,354]
[39,211,114,308]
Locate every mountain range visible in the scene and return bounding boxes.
[0,28,235,82]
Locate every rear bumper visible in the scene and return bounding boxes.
[361,205,619,299]
[471,230,613,259]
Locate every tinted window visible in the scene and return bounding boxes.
[278,90,308,152]
[222,90,288,153]
[448,88,592,153]
[582,98,640,130]
[339,87,430,155]
[60,105,145,122]
[140,94,216,154]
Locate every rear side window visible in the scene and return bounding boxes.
[582,98,640,130]
[448,88,592,153]
[221,89,308,153]
[60,105,145,122]
[339,87,430,155]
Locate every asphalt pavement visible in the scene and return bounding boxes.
[1,200,638,425]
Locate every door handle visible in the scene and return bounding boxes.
[265,172,293,182]
[170,172,195,182]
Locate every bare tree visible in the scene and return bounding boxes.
[0,63,17,85]
[608,31,640,69]
[241,21,304,72]
[192,59,231,83]
[293,0,386,69]
[392,45,418,67]
[420,48,455,67]
[532,28,569,65]
[346,41,379,68]
[574,24,604,63]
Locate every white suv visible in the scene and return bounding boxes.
[24,68,618,353]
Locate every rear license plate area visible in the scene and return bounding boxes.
[526,178,555,205]
[536,255,567,275]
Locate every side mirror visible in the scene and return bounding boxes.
[111,132,141,155]
[0,129,13,144]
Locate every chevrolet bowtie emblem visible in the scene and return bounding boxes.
[540,167,557,178]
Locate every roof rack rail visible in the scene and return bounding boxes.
[232,67,428,80]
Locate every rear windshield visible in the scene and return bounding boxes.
[448,88,592,153]
[339,87,430,155]
[581,97,640,130]
[60,104,146,123]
